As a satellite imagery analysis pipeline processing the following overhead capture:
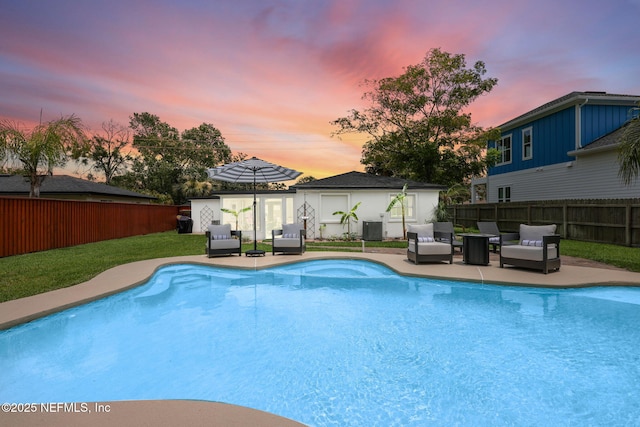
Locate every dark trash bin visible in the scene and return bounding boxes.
[177,215,193,234]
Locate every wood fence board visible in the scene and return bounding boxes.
[0,198,180,257]
[450,199,640,247]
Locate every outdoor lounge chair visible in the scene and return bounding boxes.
[205,224,242,257]
[272,223,306,255]
[434,222,463,253]
[499,224,561,274]
[407,223,454,264]
[477,221,515,253]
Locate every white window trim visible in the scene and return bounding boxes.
[319,193,350,223]
[497,134,512,165]
[497,185,511,203]
[387,192,417,222]
[522,127,533,161]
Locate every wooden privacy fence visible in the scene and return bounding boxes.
[449,199,640,247]
[1,197,180,258]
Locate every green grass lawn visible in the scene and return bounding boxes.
[1,231,638,303]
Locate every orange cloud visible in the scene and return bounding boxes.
[1,0,638,182]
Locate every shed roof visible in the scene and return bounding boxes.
[292,171,446,190]
[0,175,155,200]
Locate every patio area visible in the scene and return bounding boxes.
[2,250,640,427]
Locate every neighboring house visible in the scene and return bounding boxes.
[0,175,156,203]
[190,171,446,240]
[473,91,640,203]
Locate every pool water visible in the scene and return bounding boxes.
[2,260,640,426]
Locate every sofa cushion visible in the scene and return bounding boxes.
[208,239,240,250]
[208,224,232,240]
[519,224,556,244]
[408,241,452,255]
[282,223,302,238]
[273,237,302,248]
[501,244,558,261]
[407,223,434,239]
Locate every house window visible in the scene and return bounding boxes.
[498,186,511,203]
[522,127,533,160]
[497,134,512,165]
[388,193,416,221]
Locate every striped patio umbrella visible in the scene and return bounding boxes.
[207,157,302,256]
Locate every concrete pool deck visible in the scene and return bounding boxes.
[2,250,640,426]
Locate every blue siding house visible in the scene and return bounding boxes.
[474,91,640,202]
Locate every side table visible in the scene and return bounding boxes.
[460,233,496,266]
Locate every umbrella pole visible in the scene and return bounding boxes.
[247,170,265,256]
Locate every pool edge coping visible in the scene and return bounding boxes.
[2,251,640,330]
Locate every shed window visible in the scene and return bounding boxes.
[388,193,416,221]
[522,127,533,160]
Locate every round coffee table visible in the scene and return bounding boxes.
[460,233,496,265]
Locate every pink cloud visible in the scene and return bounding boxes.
[1,0,638,181]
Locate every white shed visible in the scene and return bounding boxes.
[190,171,445,240]
[293,172,445,240]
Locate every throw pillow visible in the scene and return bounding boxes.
[519,224,556,243]
[407,223,434,239]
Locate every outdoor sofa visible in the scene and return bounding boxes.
[499,224,561,274]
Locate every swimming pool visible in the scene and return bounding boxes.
[2,259,640,426]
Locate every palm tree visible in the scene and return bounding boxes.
[221,207,251,231]
[0,114,88,197]
[333,202,361,238]
[386,183,409,239]
[181,179,213,198]
[618,109,640,185]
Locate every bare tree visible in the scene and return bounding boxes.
[89,120,132,184]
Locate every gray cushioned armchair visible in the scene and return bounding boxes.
[407,223,454,264]
[205,224,242,257]
[499,224,561,274]
[272,223,306,255]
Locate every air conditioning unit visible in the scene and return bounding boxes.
[362,221,383,241]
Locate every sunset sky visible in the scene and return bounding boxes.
[1,0,639,180]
